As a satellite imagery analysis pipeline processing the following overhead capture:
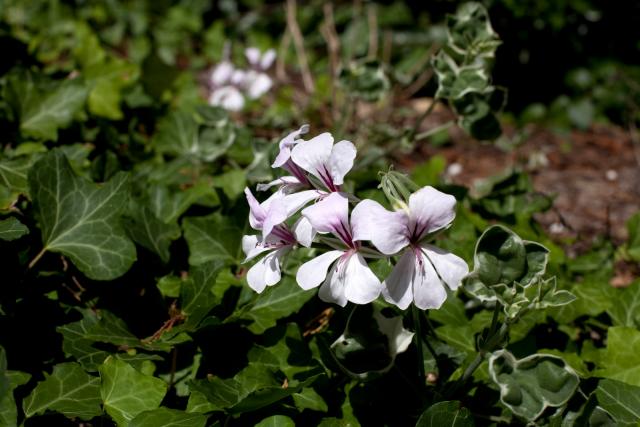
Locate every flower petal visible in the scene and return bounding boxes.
[210,61,234,86]
[260,49,277,69]
[412,251,448,310]
[283,189,322,216]
[292,217,315,247]
[351,199,409,255]
[301,192,349,235]
[328,140,356,185]
[381,250,415,310]
[209,86,244,111]
[343,253,382,304]
[241,235,272,261]
[246,72,272,99]
[245,187,265,229]
[256,176,300,192]
[290,132,334,180]
[272,125,309,168]
[261,200,288,240]
[296,250,344,290]
[319,267,347,307]
[245,47,261,65]
[422,244,469,291]
[408,186,457,238]
[246,248,287,293]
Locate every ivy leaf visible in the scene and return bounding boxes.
[415,401,475,426]
[488,350,579,421]
[0,156,33,209]
[292,387,328,412]
[9,73,87,141]
[29,150,136,280]
[596,379,640,425]
[239,277,316,334]
[124,204,181,263]
[22,362,102,421]
[255,415,295,427]
[183,213,242,266]
[148,182,219,224]
[0,371,31,427]
[597,327,640,387]
[99,357,167,427]
[180,261,225,329]
[0,217,29,241]
[608,281,640,328]
[128,407,207,427]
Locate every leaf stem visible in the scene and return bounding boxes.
[411,305,426,385]
[28,247,47,270]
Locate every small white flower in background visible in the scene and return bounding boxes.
[353,186,469,310]
[207,47,276,111]
[296,192,383,307]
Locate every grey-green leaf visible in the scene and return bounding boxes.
[29,150,136,280]
[128,407,208,427]
[23,362,102,420]
[99,357,167,427]
[489,350,580,421]
[415,401,475,427]
[0,217,28,241]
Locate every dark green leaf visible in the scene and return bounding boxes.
[255,415,295,427]
[128,407,207,427]
[124,204,180,263]
[180,261,225,329]
[415,401,475,426]
[29,150,136,280]
[23,362,102,420]
[183,213,242,266]
[0,217,29,241]
[0,371,31,427]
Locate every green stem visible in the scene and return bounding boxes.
[411,98,438,137]
[412,305,426,385]
[414,120,454,142]
[28,247,47,270]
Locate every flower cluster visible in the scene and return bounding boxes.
[242,126,469,310]
[208,47,276,111]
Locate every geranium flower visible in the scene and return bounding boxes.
[290,132,356,192]
[242,218,313,293]
[244,47,276,99]
[352,186,468,310]
[296,192,382,306]
[262,125,312,190]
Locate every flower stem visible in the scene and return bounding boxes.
[411,305,426,385]
[28,248,47,270]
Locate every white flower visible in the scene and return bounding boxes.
[352,186,469,310]
[296,193,382,307]
[242,217,313,293]
[290,132,356,193]
[245,47,276,70]
[208,86,244,111]
[244,71,273,99]
[209,61,234,86]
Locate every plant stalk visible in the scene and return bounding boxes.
[412,305,426,385]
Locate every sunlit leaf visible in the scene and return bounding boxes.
[596,379,640,425]
[0,217,29,241]
[29,150,136,280]
[128,407,207,427]
[183,213,242,266]
[415,401,474,426]
[99,357,167,427]
[597,327,640,387]
[23,362,102,420]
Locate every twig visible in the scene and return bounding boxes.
[367,4,378,59]
[286,0,314,93]
[276,29,291,82]
[321,3,340,123]
[28,248,47,270]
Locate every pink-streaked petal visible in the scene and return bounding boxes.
[292,217,315,247]
[283,189,322,216]
[421,244,469,291]
[272,125,309,168]
[245,47,261,65]
[382,251,415,310]
[301,192,349,235]
[343,253,382,304]
[210,61,234,86]
[260,49,276,69]
[408,186,457,237]
[242,235,272,261]
[328,140,356,185]
[351,199,409,255]
[290,132,334,180]
[246,248,287,293]
[256,176,300,192]
[412,251,448,310]
[296,250,344,290]
[245,187,265,229]
[261,200,288,240]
